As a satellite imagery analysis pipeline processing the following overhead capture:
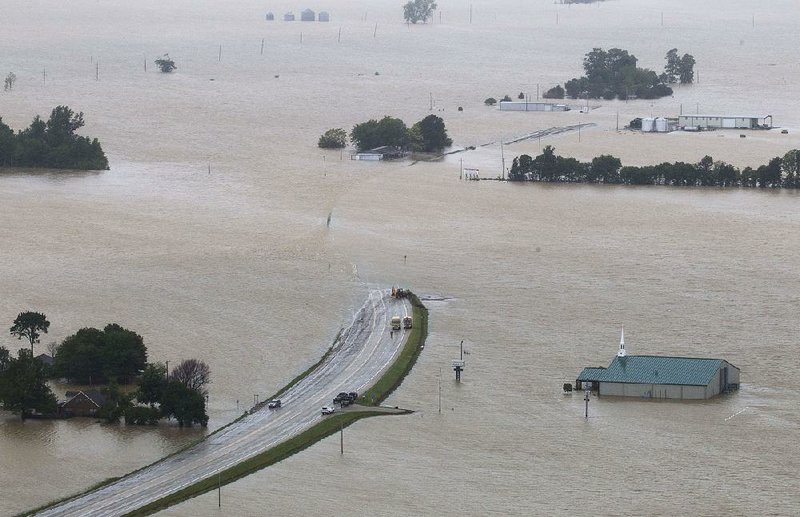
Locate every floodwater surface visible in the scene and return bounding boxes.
[1,0,798,515]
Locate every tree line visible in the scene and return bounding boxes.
[1,311,209,426]
[509,146,800,188]
[319,114,452,153]
[543,47,695,101]
[0,106,108,170]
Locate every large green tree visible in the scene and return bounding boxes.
[53,324,147,384]
[782,149,800,188]
[410,115,452,153]
[160,381,208,427]
[10,311,50,356]
[0,348,57,419]
[351,116,409,151]
[403,0,437,24]
[137,362,167,406]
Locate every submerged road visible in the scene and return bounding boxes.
[38,290,412,516]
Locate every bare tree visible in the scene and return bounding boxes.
[170,359,211,395]
[46,341,60,358]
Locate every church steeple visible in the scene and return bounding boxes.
[617,327,627,357]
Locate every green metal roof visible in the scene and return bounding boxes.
[577,355,725,386]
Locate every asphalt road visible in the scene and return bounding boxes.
[37,289,412,516]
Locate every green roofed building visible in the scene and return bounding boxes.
[576,330,740,400]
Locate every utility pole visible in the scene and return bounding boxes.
[584,382,591,419]
[459,157,463,180]
[95,62,99,81]
[374,23,378,38]
[340,422,344,454]
[338,27,341,43]
[500,139,505,180]
[218,473,221,507]
[261,38,265,55]
[429,92,433,111]
[165,360,169,379]
[218,45,222,62]
[616,110,619,131]
[438,367,442,414]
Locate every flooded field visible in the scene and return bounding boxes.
[1,0,799,514]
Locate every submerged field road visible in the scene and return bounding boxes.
[36,289,412,516]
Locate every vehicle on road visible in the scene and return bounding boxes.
[321,406,336,415]
[402,316,412,329]
[391,316,401,330]
[267,399,282,409]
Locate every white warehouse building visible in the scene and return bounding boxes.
[499,101,570,112]
[678,114,770,130]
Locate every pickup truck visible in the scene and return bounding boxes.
[402,316,412,329]
[267,399,282,409]
[391,316,401,330]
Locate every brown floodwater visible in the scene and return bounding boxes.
[1,0,799,515]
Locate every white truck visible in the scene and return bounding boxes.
[391,316,401,330]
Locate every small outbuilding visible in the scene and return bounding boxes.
[318,11,330,22]
[576,330,740,400]
[283,12,295,21]
[301,8,316,21]
[265,12,275,21]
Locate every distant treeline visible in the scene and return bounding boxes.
[509,146,800,188]
[0,106,108,170]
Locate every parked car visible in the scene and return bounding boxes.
[267,399,282,409]
[321,406,336,415]
[333,392,349,404]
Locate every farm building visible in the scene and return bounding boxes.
[318,11,330,22]
[283,12,295,21]
[351,146,407,161]
[678,114,771,130]
[499,101,570,112]
[575,331,740,400]
[301,9,316,21]
[265,12,274,21]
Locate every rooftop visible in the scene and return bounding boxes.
[577,355,730,386]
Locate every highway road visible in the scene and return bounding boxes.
[37,289,412,516]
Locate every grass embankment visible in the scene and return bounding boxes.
[359,292,428,406]
[26,295,428,517]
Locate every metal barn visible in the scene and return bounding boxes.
[318,11,330,22]
[301,9,316,21]
[678,114,767,130]
[499,101,570,112]
[576,332,740,400]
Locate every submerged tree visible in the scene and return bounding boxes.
[3,72,16,92]
[0,348,57,419]
[410,114,452,152]
[318,128,347,149]
[403,0,438,24]
[154,54,177,73]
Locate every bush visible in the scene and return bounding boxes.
[542,85,565,99]
[517,92,525,100]
[501,95,512,102]
[124,405,161,425]
[484,97,497,106]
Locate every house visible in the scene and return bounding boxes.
[283,12,295,21]
[678,114,770,130]
[318,11,330,22]
[61,390,108,417]
[351,146,407,161]
[300,8,315,21]
[576,330,740,400]
[265,12,275,21]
